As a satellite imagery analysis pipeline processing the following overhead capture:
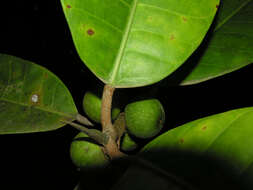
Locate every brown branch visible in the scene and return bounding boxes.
[101,84,117,139]
[101,84,127,160]
[104,137,126,159]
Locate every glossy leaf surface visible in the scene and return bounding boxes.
[61,0,219,88]
[0,54,77,134]
[179,0,253,85]
[138,107,253,189]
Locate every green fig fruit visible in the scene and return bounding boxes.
[70,132,109,170]
[82,91,120,123]
[125,99,165,139]
[120,133,138,152]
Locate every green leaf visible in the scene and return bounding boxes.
[139,107,253,189]
[60,0,219,88]
[0,54,78,134]
[178,0,253,85]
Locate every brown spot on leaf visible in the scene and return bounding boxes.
[182,16,187,22]
[216,4,219,9]
[87,29,95,36]
[44,73,48,79]
[170,34,175,40]
[84,147,89,153]
[202,126,207,130]
[180,138,184,143]
[66,4,71,9]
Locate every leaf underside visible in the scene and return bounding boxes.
[179,0,253,85]
[139,107,253,189]
[61,0,219,88]
[0,54,77,134]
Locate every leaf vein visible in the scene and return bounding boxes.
[206,45,253,53]
[71,7,123,34]
[119,0,131,7]
[125,49,172,66]
[1,59,12,98]
[204,110,253,153]
[138,3,212,19]
[131,29,196,49]
[131,28,168,39]
[0,97,74,118]
[214,0,251,31]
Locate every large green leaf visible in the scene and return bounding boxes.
[0,54,77,134]
[178,0,253,85]
[137,107,253,189]
[61,0,219,88]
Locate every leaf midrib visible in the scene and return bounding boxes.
[109,0,138,84]
[214,0,251,32]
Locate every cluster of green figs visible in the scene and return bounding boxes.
[70,91,165,170]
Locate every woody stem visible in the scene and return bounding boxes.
[101,84,125,159]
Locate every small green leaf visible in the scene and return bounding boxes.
[140,107,253,189]
[178,0,253,85]
[0,54,78,134]
[61,0,219,88]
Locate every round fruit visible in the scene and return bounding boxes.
[82,91,120,123]
[125,99,165,139]
[70,132,109,170]
[120,133,138,152]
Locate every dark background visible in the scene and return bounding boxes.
[0,1,252,189]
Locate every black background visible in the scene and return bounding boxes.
[0,1,252,189]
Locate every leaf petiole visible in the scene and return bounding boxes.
[60,120,108,145]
